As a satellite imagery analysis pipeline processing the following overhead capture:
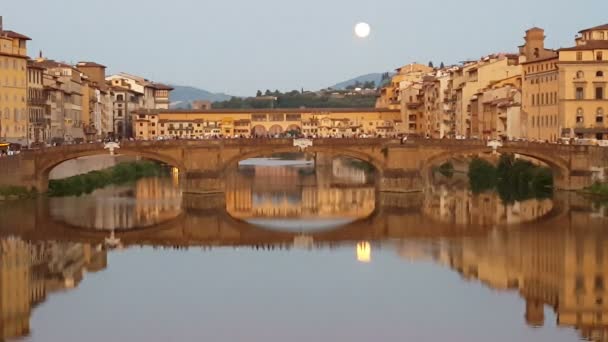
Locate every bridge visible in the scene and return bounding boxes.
[1,138,607,192]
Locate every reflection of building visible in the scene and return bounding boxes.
[0,237,106,341]
[422,184,553,225]
[225,163,375,220]
[49,177,182,230]
[414,211,608,341]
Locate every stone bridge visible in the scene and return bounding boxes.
[1,138,607,192]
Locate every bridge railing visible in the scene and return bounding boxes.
[6,138,606,159]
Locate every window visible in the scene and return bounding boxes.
[576,87,584,100]
[576,108,584,123]
[596,87,604,100]
[576,70,584,79]
[577,52,583,61]
[598,108,605,123]
[116,94,124,101]
[596,276,605,291]
[598,51,604,61]
[598,71,605,77]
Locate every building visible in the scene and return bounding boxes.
[376,63,433,110]
[33,58,85,143]
[558,24,608,140]
[132,108,401,140]
[471,76,523,140]
[0,17,30,145]
[106,72,173,138]
[26,61,48,144]
[76,62,112,139]
[520,27,560,141]
[520,24,608,141]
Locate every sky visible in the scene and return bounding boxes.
[3,0,608,96]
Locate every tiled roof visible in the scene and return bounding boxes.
[0,30,31,40]
[579,24,608,33]
[77,61,107,68]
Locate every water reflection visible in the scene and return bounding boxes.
[0,237,106,341]
[2,159,608,341]
[225,158,376,230]
[49,177,182,230]
[423,182,554,225]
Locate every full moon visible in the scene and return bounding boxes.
[354,22,371,38]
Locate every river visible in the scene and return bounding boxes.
[0,157,606,342]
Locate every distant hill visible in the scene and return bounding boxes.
[170,85,232,109]
[330,72,394,90]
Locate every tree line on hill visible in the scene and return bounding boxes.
[212,89,377,109]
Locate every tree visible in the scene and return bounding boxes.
[440,62,445,69]
[264,89,272,96]
[256,90,262,97]
[428,61,434,68]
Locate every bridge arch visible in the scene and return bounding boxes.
[219,145,385,174]
[419,146,570,184]
[35,146,187,192]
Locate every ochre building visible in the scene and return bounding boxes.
[132,108,401,140]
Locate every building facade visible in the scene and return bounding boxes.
[0,17,30,144]
[132,108,401,140]
[26,62,47,144]
[559,24,608,140]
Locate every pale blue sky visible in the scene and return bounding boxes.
[3,0,607,95]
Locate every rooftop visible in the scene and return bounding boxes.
[137,108,400,115]
[579,24,608,33]
[77,61,107,68]
[0,30,31,40]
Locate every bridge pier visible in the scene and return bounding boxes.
[378,169,424,193]
[182,172,225,194]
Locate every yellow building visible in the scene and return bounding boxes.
[377,63,433,110]
[520,28,560,141]
[520,24,608,141]
[559,24,608,140]
[133,108,401,140]
[0,17,30,144]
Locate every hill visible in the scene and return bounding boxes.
[169,85,232,108]
[330,72,394,90]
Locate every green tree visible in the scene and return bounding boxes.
[256,90,262,97]
[440,62,445,69]
[428,61,434,68]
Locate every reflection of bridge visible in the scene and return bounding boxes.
[1,139,607,192]
[0,192,578,249]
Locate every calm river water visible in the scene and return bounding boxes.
[0,158,606,342]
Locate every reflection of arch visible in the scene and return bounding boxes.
[268,125,283,135]
[252,125,267,136]
[116,121,124,135]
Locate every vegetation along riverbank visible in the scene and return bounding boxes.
[468,154,553,202]
[48,161,165,197]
